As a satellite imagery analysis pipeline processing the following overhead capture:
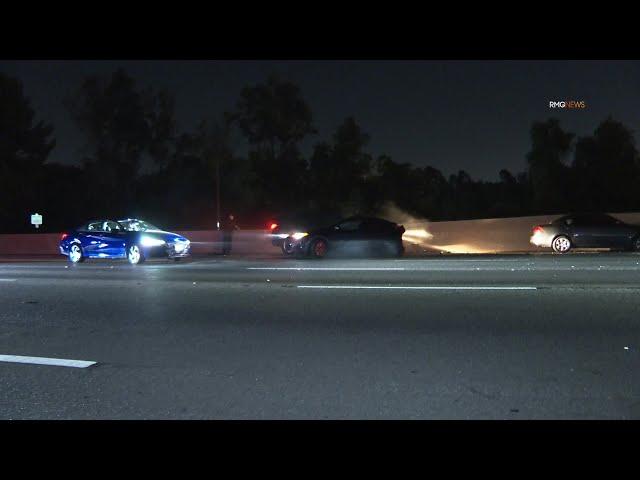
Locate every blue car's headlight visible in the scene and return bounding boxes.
[140,236,166,247]
[174,239,190,253]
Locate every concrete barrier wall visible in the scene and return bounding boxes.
[412,212,640,253]
[0,230,274,256]
[3,213,640,255]
[0,233,63,255]
[423,215,563,253]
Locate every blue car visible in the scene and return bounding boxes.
[59,218,191,264]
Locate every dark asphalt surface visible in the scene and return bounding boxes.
[2,252,640,419]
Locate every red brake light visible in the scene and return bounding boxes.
[532,226,544,235]
[269,223,278,230]
[61,233,69,240]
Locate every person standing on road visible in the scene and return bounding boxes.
[221,213,239,255]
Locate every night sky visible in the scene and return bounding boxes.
[1,60,639,180]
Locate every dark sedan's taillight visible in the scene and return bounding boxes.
[60,233,69,241]
[532,226,544,235]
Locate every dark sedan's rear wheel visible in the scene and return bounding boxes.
[68,244,85,263]
[552,235,571,254]
[310,238,328,259]
[127,244,146,265]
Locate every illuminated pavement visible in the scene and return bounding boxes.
[1,253,640,419]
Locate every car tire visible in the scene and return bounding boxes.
[552,235,572,254]
[68,243,85,263]
[393,242,404,257]
[282,238,296,256]
[310,238,328,259]
[127,244,146,265]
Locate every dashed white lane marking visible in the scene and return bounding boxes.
[0,279,16,282]
[296,285,538,290]
[0,355,96,368]
[248,267,406,271]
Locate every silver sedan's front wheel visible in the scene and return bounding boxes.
[127,244,145,265]
[552,235,571,253]
[69,244,84,263]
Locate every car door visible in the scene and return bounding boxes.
[598,215,636,248]
[332,218,364,249]
[576,214,629,248]
[80,221,107,257]
[361,219,389,248]
[96,220,127,257]
[567,215,603,247]
[568,214,628,248]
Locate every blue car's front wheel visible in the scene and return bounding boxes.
[68,244,85,263]
[127,244,146,265]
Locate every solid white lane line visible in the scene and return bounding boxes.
[248,267,406,271]
[0,279,16,282]
[296,285,538,290]
[0,355,96,368]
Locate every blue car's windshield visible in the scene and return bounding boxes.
[118,219,160,232]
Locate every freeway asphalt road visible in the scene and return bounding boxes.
[1,253,640,419]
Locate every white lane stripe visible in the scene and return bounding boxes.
[0,355,96,368]
[0,279,16,282]
[297,285,538,290]
[248,267,406,271]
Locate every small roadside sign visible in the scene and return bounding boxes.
[31,213,43,229]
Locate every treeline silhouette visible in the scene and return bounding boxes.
[1,69,639,233]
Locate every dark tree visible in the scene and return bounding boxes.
[572,117,639,212]
[66,69,176,217]
[234,75,316,210]
[0,72,56,232]
[526,118,574,213]
[308,117,372,214]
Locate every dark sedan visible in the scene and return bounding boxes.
[59,218,191,264]
[291,216,405,258]
[530,213,640,253]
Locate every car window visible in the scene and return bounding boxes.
[564,214,618,226]
[87,221,105,232]
[337,219,362,231]
[553,215,569,225]
[565,215,592,226]
[573,215,609,226]
[362,219,391,232]
[117,219,159,232]
[591,214,618,225]
[103,221,123,232]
